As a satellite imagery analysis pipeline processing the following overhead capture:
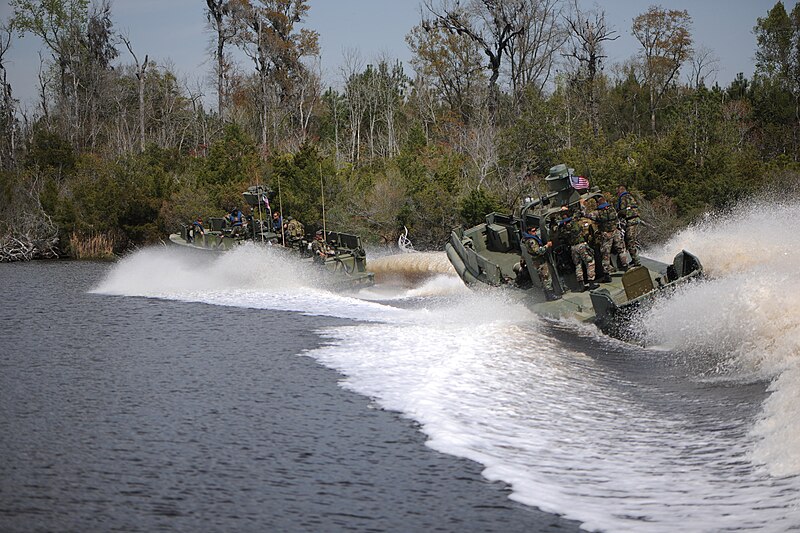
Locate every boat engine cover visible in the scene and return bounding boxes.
[622,266,655,300]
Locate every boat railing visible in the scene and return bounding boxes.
[209,217,226,232]
[448,229,504,285]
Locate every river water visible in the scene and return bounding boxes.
[2,201,800,532]
[0,257,575,532]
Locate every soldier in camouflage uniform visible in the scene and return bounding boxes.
[586,195,629,282]
[521,230,559,301]
[557,207,598,292]
[310,230,333,263]
[583,196,598,213]
[615,186,641,266]
[284,216,305,244]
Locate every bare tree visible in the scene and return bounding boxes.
[407,73,439,139]
[122,35,148,152]
[12,0,118,150]
[109,68,135,153]
[11,0,89,143]
[0,174,59,262]
[36,52,49,120]
[506,0,566,99]
[407,22,485,124]
[688,45,719,89]
[294,56,321,148]
[461,108,498,190]
[235,0,319,153]
[685,46,720,164]
[149,60,185,149]
[82,0,118,149]
[422,0,527,119]
[564,0,617,136]
[341,48,365,162]
[206,0,239,120]
[0,23,17,169]
[352,59,408,160]
[185,80,211,156]
[365,64,379,159]
[377,57,407,158]
[320,87,343,164]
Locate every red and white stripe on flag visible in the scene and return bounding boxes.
[570,175,590,189]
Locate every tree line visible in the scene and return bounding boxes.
[1,0,798,261]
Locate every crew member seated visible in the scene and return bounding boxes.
[227,207,245,237]
[284,216,304,245]
[189,216,204,242]
[310,230,334,263]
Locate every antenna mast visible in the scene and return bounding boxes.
[320,163,326,235]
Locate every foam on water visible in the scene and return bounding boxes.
[357,274,469,301]
[310,307,800,531]
[96,243,316,293]
[311,295,800,531]
[639,199,800,479]
[93,224,800,530]
[93,245,405,322]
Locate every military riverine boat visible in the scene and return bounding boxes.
[445,165,703,339]
[169,186,374,288]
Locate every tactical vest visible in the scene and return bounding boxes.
[595,206,619,232]
[287,220,304,239]
[561,218,590,245]
[524,236,547,260]
[616,192,640,220]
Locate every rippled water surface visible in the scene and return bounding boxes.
[0,260,575,532]
[4,199,800,533]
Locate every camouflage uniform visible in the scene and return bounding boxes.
[587,202,628,274]
[522,235,552,291]
[559,216,596,284]
[616,191,641,266]
[285,218,305,241]
[311,236,333,262]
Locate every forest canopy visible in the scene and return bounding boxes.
[1,0,799,260]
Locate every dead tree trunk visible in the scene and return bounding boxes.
[123,36,148,152]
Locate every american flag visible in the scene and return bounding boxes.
[570,175,590,189]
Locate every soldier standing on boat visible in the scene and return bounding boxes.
[586,195,629,282]
[616,185,642,267]
[284,216,305,244]
[558,206,599,292]
[521,230,560,301]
